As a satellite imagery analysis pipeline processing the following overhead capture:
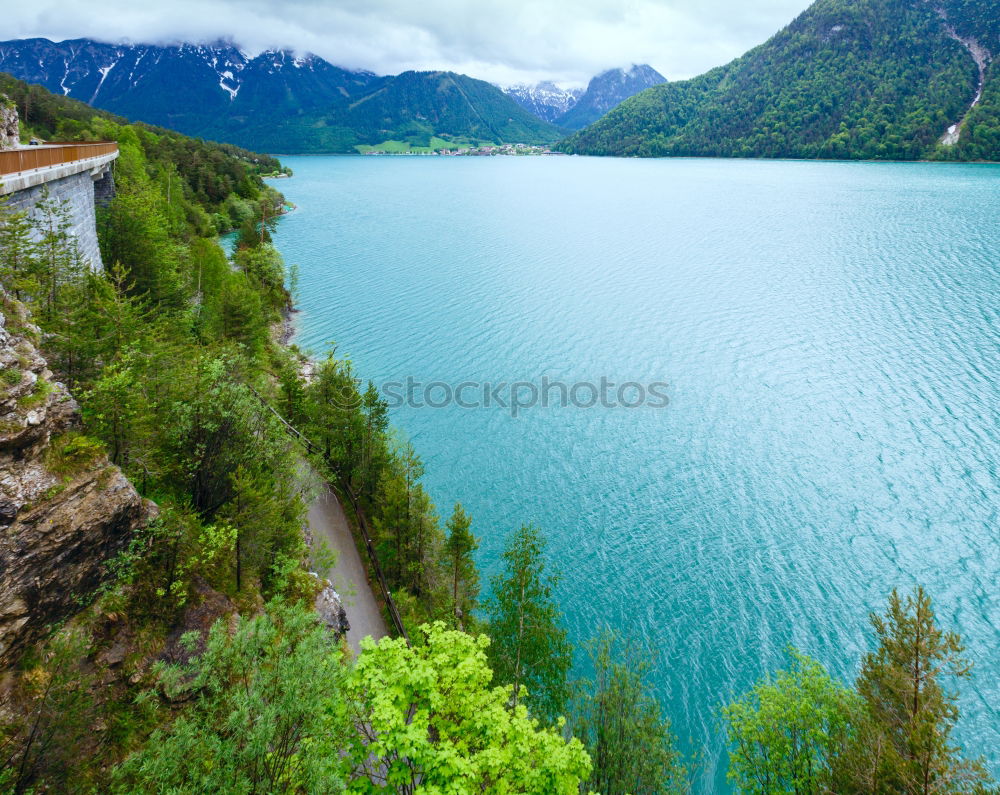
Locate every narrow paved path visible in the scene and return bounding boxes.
[303,468,388,655]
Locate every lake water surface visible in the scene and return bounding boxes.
[270,155,1000,790]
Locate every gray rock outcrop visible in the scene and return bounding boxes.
[0,95,18,150]
[0,296,154,667]
[315,579,350,638]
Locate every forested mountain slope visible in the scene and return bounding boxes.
[0,38,382,139]
[560,0,1000,160]
[237,70,563,153]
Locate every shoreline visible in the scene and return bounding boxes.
[278,305,299,347]
[267,151,1000,164]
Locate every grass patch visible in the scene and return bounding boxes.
[17,378,52,410]
[355,135,496,154]
[44,432,106,476]
[0,418,22,435]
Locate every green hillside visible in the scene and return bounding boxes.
[213,70,563,153]
[559,0,1000,161]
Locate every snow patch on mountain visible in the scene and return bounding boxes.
[91,61,117,103]
[219,70,239,100]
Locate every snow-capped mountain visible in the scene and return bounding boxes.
[0,38,383,139]
[503,65,665,129]
[503,81,584,124]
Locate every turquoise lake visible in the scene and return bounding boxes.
[270,155,1000,790]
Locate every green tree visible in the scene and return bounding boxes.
[31,189,81,320]
[221,464,306,593]
[832,586,994,794]
[358,379,389,506]
[372,441,425,588]
[484,523,572,726]
[441,502,479,629]
[112,601,352,794]
[216,272,267,352]
[306,352,365,482]
[0,198,38,301]
[97,168,181,306]
[575,628,689,795]
[234,242,287,312]
[81,351,142,467]
[723,649,857,795]
[346,622,591,794]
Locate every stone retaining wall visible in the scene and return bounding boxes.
[3,162,113,270]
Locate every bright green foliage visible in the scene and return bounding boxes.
[560,0,1000,161]
[346,622,591,794]
[484,524,573,726]
[722,589,997,794]
[575,629,689,795]
[723,649,858,795]
[831,586,994,794]
[441,502,479,629]
[112,601,352,794]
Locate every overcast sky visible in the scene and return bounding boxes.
[5,0,812,86]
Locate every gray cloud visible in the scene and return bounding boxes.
[4,0,811,86]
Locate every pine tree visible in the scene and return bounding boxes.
[359,379,389,505]
[484,523,572,726]
[0,198,38,301]
[832,586,994,794]
[32,188,81,320]
[442,502,479,629]
[112,602,352,794]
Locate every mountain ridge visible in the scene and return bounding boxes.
[502,65,666,129]
[0,38,560,152]
[503,81,583,124]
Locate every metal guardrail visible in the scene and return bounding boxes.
[248,385,411,644]
[0,142,119,177]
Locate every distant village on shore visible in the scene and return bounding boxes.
[363,143,565,156]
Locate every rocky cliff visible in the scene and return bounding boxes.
[0,94,18,149]
[0,295,153,667]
